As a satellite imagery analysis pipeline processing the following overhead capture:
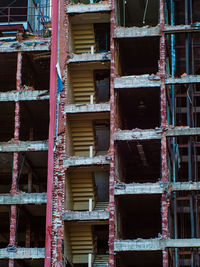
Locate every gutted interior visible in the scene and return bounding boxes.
[166,33,200,77]
[20,101,49,141]
[65,168,109,211]
[68,63,110,104]
[18,151,47,193]
[0,206,9,248]
[116,0,159,27]
[66,113,110,157]
[116,251,162,267]
[0,102,15,142]
[0,54,17,92]
[116,195,161,239]
[16,204,46,247]
[167,136,200,182]
[117,38,160,76]
[117,88,160,130]
[169,248,200,266]
[116,140,161,183]
[0,153,13,193]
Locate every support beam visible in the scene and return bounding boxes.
[0,248,45,259]
[0,141,48,152]
[114,26,161,38]
[62,210,109,221]
[114,129,161,141]
[163,25,200,34]
[0,193,47,205]
[0,40,50,53]
[114,182,200,195]
[114,75,200,89]
[0,91,49,102]
[63,155,110,168]
[67,52,110,64]
[66,3,111,14]
[114,238,200,252]
[64,103,110,114]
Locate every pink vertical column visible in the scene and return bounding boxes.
[109,0,116,266]
[160,1,169,266]
[9,51,22,267]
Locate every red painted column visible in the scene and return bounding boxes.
[109,0,116,266]
[160,1,169,266]
[45,0,58,265]
[9,52,22,267]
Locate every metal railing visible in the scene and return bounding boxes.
[0,5,51,35]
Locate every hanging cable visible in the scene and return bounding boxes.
[143,0,149,24]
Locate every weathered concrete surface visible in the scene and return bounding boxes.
[114,75,161,89]
[0,247,45,259]
[114,238,200,251]
[62,210,109,221]
[114,75,200,89]
[64,103,110,113]
[0,40,50,53]
[166,127,200,137]
[114,129,161,141]
[63,155,110,168]
[0,141,48,152]
[66,3,111,14]
[114,127,200,141]
[114,26,161,38]
[166,75,200,85]
[0,90,49,102]
[114,182,200,195]
[163,24,200,33]
[67,52,110,63]
[0,193,47,205]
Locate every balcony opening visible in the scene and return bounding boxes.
[17,204,46,247]
[116,0,159,27]
[116,195,161,239]
[65,169,109,211]
[116,251,162,267]
[66,114,110,157]
[70,22,110,54]
[0,206,9,248]
[118,88,160,130]
[116,140,161,183]
[18,151,47,193]
[0,102,15,142]
[0,153,13,193]
[20,101,49,141]
[69,64,110,104]
[0,53,17,92]
[64,222,109,266]
[117,38,159,76]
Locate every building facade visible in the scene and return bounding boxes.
[1,0,200,266]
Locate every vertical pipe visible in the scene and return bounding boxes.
[109,0,116,266]
[44,0,58,265]
[160,1,169,267]
[170,0,178,265]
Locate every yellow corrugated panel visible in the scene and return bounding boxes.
[69,172,96,211]
[70,120,96,156]
[72,24,96,54]
[70,70,96,104]
[68,224,94,264]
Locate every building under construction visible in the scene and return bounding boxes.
[0,0,200,266]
